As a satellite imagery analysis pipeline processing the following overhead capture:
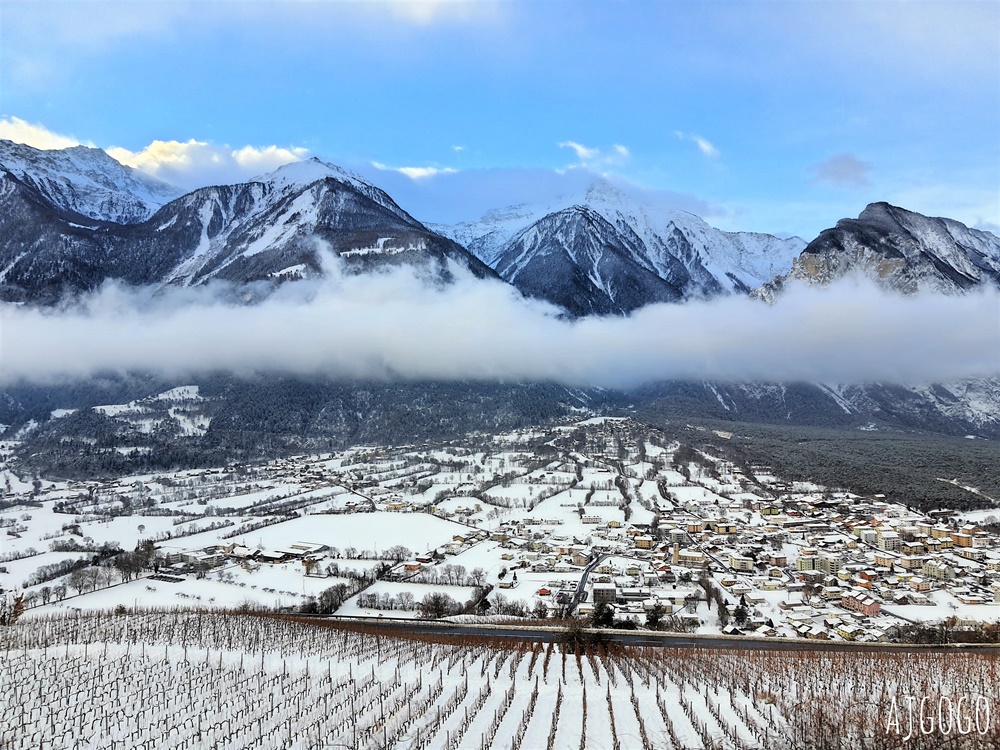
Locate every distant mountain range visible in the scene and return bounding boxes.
[1,139,999,472]
[0,142,490,304]
[3,139,998,310]
[435,181,1000,312]
[4,373,1000,483]
[0,139,183,224]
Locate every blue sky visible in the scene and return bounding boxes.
[1,0,997,238]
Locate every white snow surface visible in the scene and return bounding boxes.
[151,386,201,401]
[258,157,374,197]
[241,187,323,258]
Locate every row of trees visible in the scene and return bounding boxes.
[355,591,422,611]
[409,565,487,587]
[320,545,410,561]
[20,540,163,605]
[416,587,492,618]
[350,585,498,619]
[307,560,391,579]
[298,580,368,615]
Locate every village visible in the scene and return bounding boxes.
[2,416,999,642]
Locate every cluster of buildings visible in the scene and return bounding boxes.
[11,417,997,643]
[470,445,1000,641]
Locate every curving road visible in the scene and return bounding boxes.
[567,551,610,613]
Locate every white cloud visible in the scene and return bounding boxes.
[107,139,205,171]
[371,162,458,180]
[107,140,310,188]
[351,164,722,226]
[398,166,457,179]
[232,144,311,171]
[674,131,720,158]
[382,0,506,25]
[557,141,631,171]
[1,259,996,387]
[558,141,601,162]
[810,153,872,188]
[693,136,719,158]
[0,116,90,150]
[0,117,310,188]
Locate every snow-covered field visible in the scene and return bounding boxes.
[225,513,467,555]
[4,611,998,749]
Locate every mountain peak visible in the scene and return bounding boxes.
[62,143,121,162]
[257,157,370,193]
[434,176,808,311]
[856,201,914,232]
[583,177,627,205]
[779,202,1000,295]
[255,156,418,225]
[0,139,182,223]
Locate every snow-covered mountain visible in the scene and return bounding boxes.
[434,180,807,315]
[8,373,1000,481]
[5,141,995,313]
[760,202,1000,298]
[0,139,182,223]
[0,152,492,301]
[118,157,493,288]
[0,141,998,449]
[489,206,689,317]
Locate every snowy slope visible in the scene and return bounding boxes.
[0,153,493,298]
[0,139,182,223]
[144,158,491,287]
[259,157,414,224]
[90,386,213,437]
[581,180,805,293]
[434,179,806,315]
[491,205,688,316]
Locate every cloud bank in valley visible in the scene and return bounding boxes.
[1,258,997,388]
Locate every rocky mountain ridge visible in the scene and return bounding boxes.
[0,151,492,303]
[3,142,997,311]
[434,180,810,315]
[0,139,182,224]
[758,202,1000,300]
